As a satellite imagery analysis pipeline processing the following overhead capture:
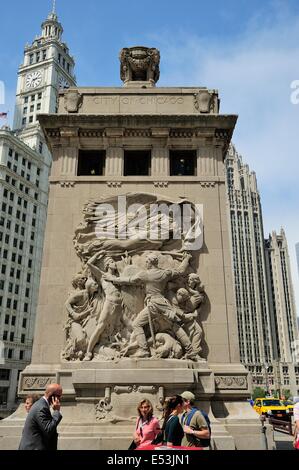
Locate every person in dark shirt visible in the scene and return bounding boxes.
[162,395,184,447]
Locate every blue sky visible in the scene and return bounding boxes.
[0,0,298,308]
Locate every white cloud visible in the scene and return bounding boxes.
[151,6,299,310]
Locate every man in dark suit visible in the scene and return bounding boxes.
[19,383,63,450]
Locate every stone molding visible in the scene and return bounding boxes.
[215,375,248,390]
[153,181,168,188]
[22,376,56,390]
[60,181,75,188]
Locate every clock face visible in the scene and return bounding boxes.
[58,76,70,89]
[25,70,43,89]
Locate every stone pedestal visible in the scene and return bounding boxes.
[0,359,271,450]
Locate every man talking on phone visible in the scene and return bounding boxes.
[19,383,63,450]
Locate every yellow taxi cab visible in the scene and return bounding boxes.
[281,400,294,416]
[253,397,289,420]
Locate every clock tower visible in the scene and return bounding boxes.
[13,5,76,152]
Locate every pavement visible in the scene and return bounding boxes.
[273,429,294,450]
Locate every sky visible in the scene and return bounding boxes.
[0,0,298,310]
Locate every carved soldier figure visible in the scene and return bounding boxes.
[104,252,197,359]
[83,253,123,361]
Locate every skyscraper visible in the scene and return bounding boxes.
[0,7,75,417]
[226,145,299,395]
[265,230,298,394]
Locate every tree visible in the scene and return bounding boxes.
[252,387,266,400]
[281,389,291,400]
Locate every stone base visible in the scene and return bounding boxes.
[0,360,272,450]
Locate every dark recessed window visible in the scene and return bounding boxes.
[169,150,197,176]
[124,150,151,176]
[77,150,105,176]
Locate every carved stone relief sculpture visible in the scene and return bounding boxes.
[120,47,160,86]
[61,193,207,362]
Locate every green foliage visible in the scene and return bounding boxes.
[252,387,266,400]
[281,389,291,400]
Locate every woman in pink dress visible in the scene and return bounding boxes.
[133,399,161,449]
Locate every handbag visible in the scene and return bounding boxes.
[151,431,164,445]
[128,440,137,450]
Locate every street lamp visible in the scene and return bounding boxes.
[264,363,270,397]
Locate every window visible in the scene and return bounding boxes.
[24,97,28,104]
[39,141,43,153]
[11,316,16,326]
[28,259,32,268]
[21,227,25,236]
[36,52,40,62]
[7,349,13,359]
[33,205,37,214]
[25,187,29,195]
[16,269,21,280]
[42,50,47,60]
[19,351,24,360]
[38,92,42,99]
[31,95,35,102]
[10,332,14,342]
[22,318,27,328]
[18,255,22,264]
[6,298,11,308]
[24,303,28,313]
[37,168,40,176]
[30,246,34,254]
[22,117,26,125]
[58,53,61,63]
[31,232,35,241]
[32,218,36,227]
[169,150,197,176]
[27,274,31,283]
[34,193,38,200]
[15,285,19,295]
[37,103,41,111]
[0,370,10,381]
[23,107,27,114]
[26,174,30,181]
[13,165,17,172]
[8,148,13,157]
[9,192,14,202]
[3,249,8,259]
[77,150,106,176]
[14,153,18,161]
[30,105,34,112]
[10,267,15,277]
[29,116,33,123]
[22,214,26,222]
[7,161,11,169]
[13,300,18,310]
[5,175,9,183]
[0,280,4,289]
[12,253,16,262]
[3,189,8,198]
[22,158,26,166]
[2,202,6,212]
[24,200,27,208]
[5,234,9,244]
[19,241,24,250]
[5,315,9,325]
[25,288,30,297]
[21,334,25,344]
[1,265,6,275]
[28,162,31,170]
[8,206,13,215]
[124,150,151,176]
[3,331,8,341]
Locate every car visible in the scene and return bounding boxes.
[281,400,294,416]
[253,397,289,420]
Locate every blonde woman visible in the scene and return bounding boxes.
[132,399,161,449]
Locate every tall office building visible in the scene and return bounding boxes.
[0,7,75,417]
[265,230,299,394]
[226,145,299,395]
